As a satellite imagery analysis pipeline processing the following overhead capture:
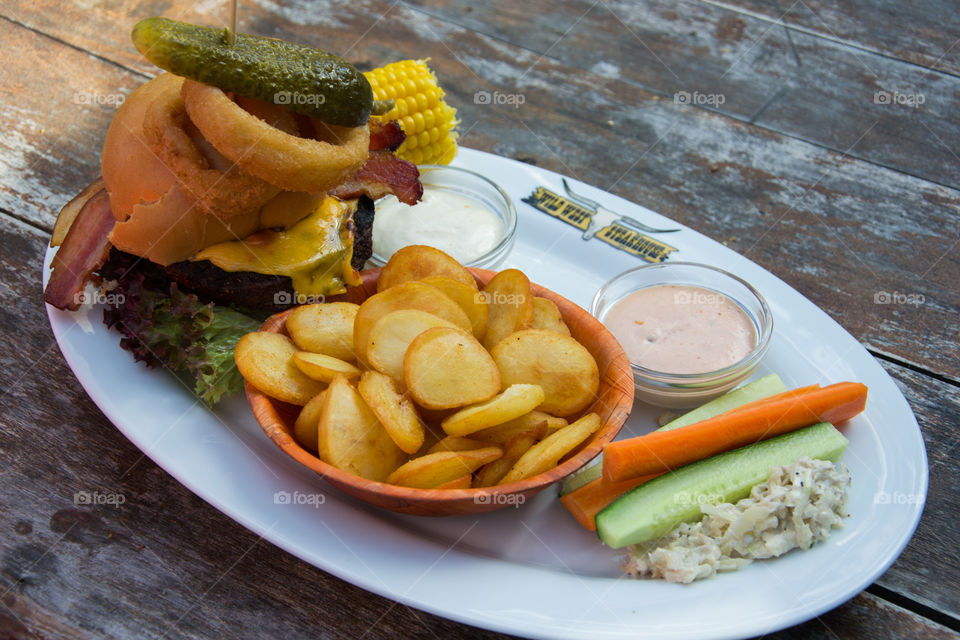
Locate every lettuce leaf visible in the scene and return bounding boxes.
[101,253,262,406]
[187,305,260,405]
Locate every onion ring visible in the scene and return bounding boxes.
[143,89,286,219]
[181,79,370,193]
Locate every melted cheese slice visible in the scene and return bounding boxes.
[195,195,362,298]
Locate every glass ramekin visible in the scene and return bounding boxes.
[368,165,517,270]
[591,262,774,409]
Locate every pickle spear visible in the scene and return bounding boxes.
[131,17,373,127]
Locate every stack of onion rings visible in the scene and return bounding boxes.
[181,79,370,193]
[143,90,286,218]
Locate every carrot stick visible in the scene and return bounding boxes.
[719,384,820,413]
[560,473,660,531]
[603,382,867,482]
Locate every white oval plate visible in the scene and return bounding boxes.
[44,148,927,640]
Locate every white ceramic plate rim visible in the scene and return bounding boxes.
[44,147,928,640]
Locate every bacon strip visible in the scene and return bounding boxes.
[51,177,105,247]
[368,119,406,152]
[44,188,115,310]
[329,150,423,205]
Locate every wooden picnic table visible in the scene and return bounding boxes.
[1,1,957,638]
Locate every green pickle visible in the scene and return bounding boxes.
[131,17,373,127]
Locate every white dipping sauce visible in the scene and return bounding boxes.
[373,189,504,263]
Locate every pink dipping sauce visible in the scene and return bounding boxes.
[604,284,756,374]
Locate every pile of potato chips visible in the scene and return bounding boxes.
[236,245,602,489]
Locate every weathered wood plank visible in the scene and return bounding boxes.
[774,591,959,639]
[0,19,140,226]
[0,3,957,378]
[710,0,960,77]
[873,361,960,619]
[2,214,958,638]
[401,0,960,190]
[5,0,960,190]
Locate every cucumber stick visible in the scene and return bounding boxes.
[559,459,602,496]
[558,374,787,496]
[595,421,848,549]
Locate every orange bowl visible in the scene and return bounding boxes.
[247,268,634,516]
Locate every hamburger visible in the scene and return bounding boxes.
[43,19,423,404]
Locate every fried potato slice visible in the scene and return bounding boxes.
[293,351,362,383]
[499,413,602,484]
[426,436,489,455]
[491,329,600,417]
[470,410,561,445]
[441,384,546,437]
[235,332,325,405]
[286,302,360,362]
[357,370,425,454]
[386,447,503,488]
[377,244,477,292]
[404,327,501,410]
[531,297,571,336]
[354,281,471,365]
[420,276,489,340]
[543,414,571,436]
[481,269,534,350]
[367,309,457,382]
[474,432,539,487]
[293,389,328,454]
[317,376,407,481]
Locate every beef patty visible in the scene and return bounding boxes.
[101,195,375,311]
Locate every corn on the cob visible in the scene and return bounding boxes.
[365,59,459,165]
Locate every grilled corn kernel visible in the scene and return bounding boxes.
[365,59,459,165]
